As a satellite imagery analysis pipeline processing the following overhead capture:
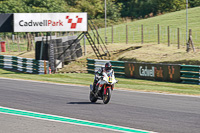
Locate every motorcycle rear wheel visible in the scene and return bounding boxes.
[103,88,111,104]
[89,92,98,103]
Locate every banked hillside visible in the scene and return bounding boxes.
[98,7,200,46]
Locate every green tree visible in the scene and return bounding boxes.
[65,0,79,6]
[106,0,122,21]
[190,0,200,7]
[151,0,185,13]
[0,0,27,13]
[75,0,104,19]
[70,0,121,21]
[0,0,69,13]
[116,0,154,18]
[24,0,69,13]
[117,0,186,19]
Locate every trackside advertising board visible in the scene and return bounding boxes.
[14,13,87,32]
[125,62,181,82]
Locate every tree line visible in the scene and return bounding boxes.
[0,0,200,21]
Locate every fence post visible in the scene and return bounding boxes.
[168,26,170,46]
[112,25,114,44]
[186,29,195,52]
[126,25,128,44]
[3,33,6,39]
[190,29,195,52]
[158,24,160,44]
[15,34,18,43]
[178,28,180,49]
[17,34,21,52]
[31,33,35,51]
[186,30,190,52]
[141,24,143,44]
[27,33,31,51]
[6,36,10,52]
[25,33,27,44]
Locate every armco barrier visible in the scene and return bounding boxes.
[181,65,200,85]
[0,55,49,74]
[87,59,200,85]
[87,59,125,77]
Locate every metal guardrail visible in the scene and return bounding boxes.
[87,59,125,77]
[88,59,200,85]
[0,55,49,74]
[180,65,200,85]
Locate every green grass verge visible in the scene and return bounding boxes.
[0,68,200,96]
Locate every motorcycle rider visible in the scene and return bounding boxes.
[92,62,113,92]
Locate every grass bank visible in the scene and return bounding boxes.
[1,68,200,96]
[96,7,200,46]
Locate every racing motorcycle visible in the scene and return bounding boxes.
[89,70,118,104]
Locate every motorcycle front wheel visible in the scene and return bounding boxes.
[89,91,98,103]
[103,88,111,104]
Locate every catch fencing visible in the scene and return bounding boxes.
[86,24,200,49]
[0,55,49,74]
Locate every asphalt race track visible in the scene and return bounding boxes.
[0,78,200,133]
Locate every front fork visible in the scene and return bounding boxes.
[104,84,113,95]
[94,83,113,96]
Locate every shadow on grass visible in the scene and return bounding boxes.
[0,68,30,75]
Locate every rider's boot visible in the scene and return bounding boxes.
[92,83,96,92]
[94,84,100,97]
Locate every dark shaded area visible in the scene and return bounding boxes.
[35,41,49,60]
[35,39,82,61]
[67,102,102,105]
[0,68,34,75]
[0,14,13,32]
